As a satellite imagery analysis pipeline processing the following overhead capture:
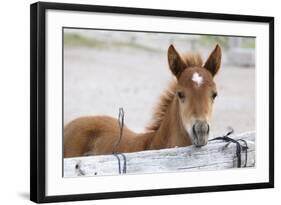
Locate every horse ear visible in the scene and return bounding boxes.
[168,45,186,78]
[203,44,222,76]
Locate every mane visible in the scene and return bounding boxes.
[146,79,177,131]
[146,52,203,132]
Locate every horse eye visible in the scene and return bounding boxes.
[212,92,218,100]
[177,91,185,99]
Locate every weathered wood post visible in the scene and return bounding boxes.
[64,131,255,177]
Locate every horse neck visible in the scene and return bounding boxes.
[148,97,192,150]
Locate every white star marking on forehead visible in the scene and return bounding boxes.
[192,72,203,86]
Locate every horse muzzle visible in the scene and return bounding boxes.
[191,120,210,147]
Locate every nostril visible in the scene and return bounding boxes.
[201,122,209,134]
[206,123,210,134]
[192,124,197,139]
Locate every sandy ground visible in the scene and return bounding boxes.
[64,47,255,137]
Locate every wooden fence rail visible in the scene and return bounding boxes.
[64,131,255,177]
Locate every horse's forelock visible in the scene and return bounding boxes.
[182,52,203,68]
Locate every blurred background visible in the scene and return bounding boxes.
[63,29,255,137]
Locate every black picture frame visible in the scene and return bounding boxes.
[30,1,274,203]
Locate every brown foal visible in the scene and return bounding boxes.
[64,44,222,158]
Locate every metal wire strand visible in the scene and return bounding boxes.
[112,108,127,174]
[209,128,248,168]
